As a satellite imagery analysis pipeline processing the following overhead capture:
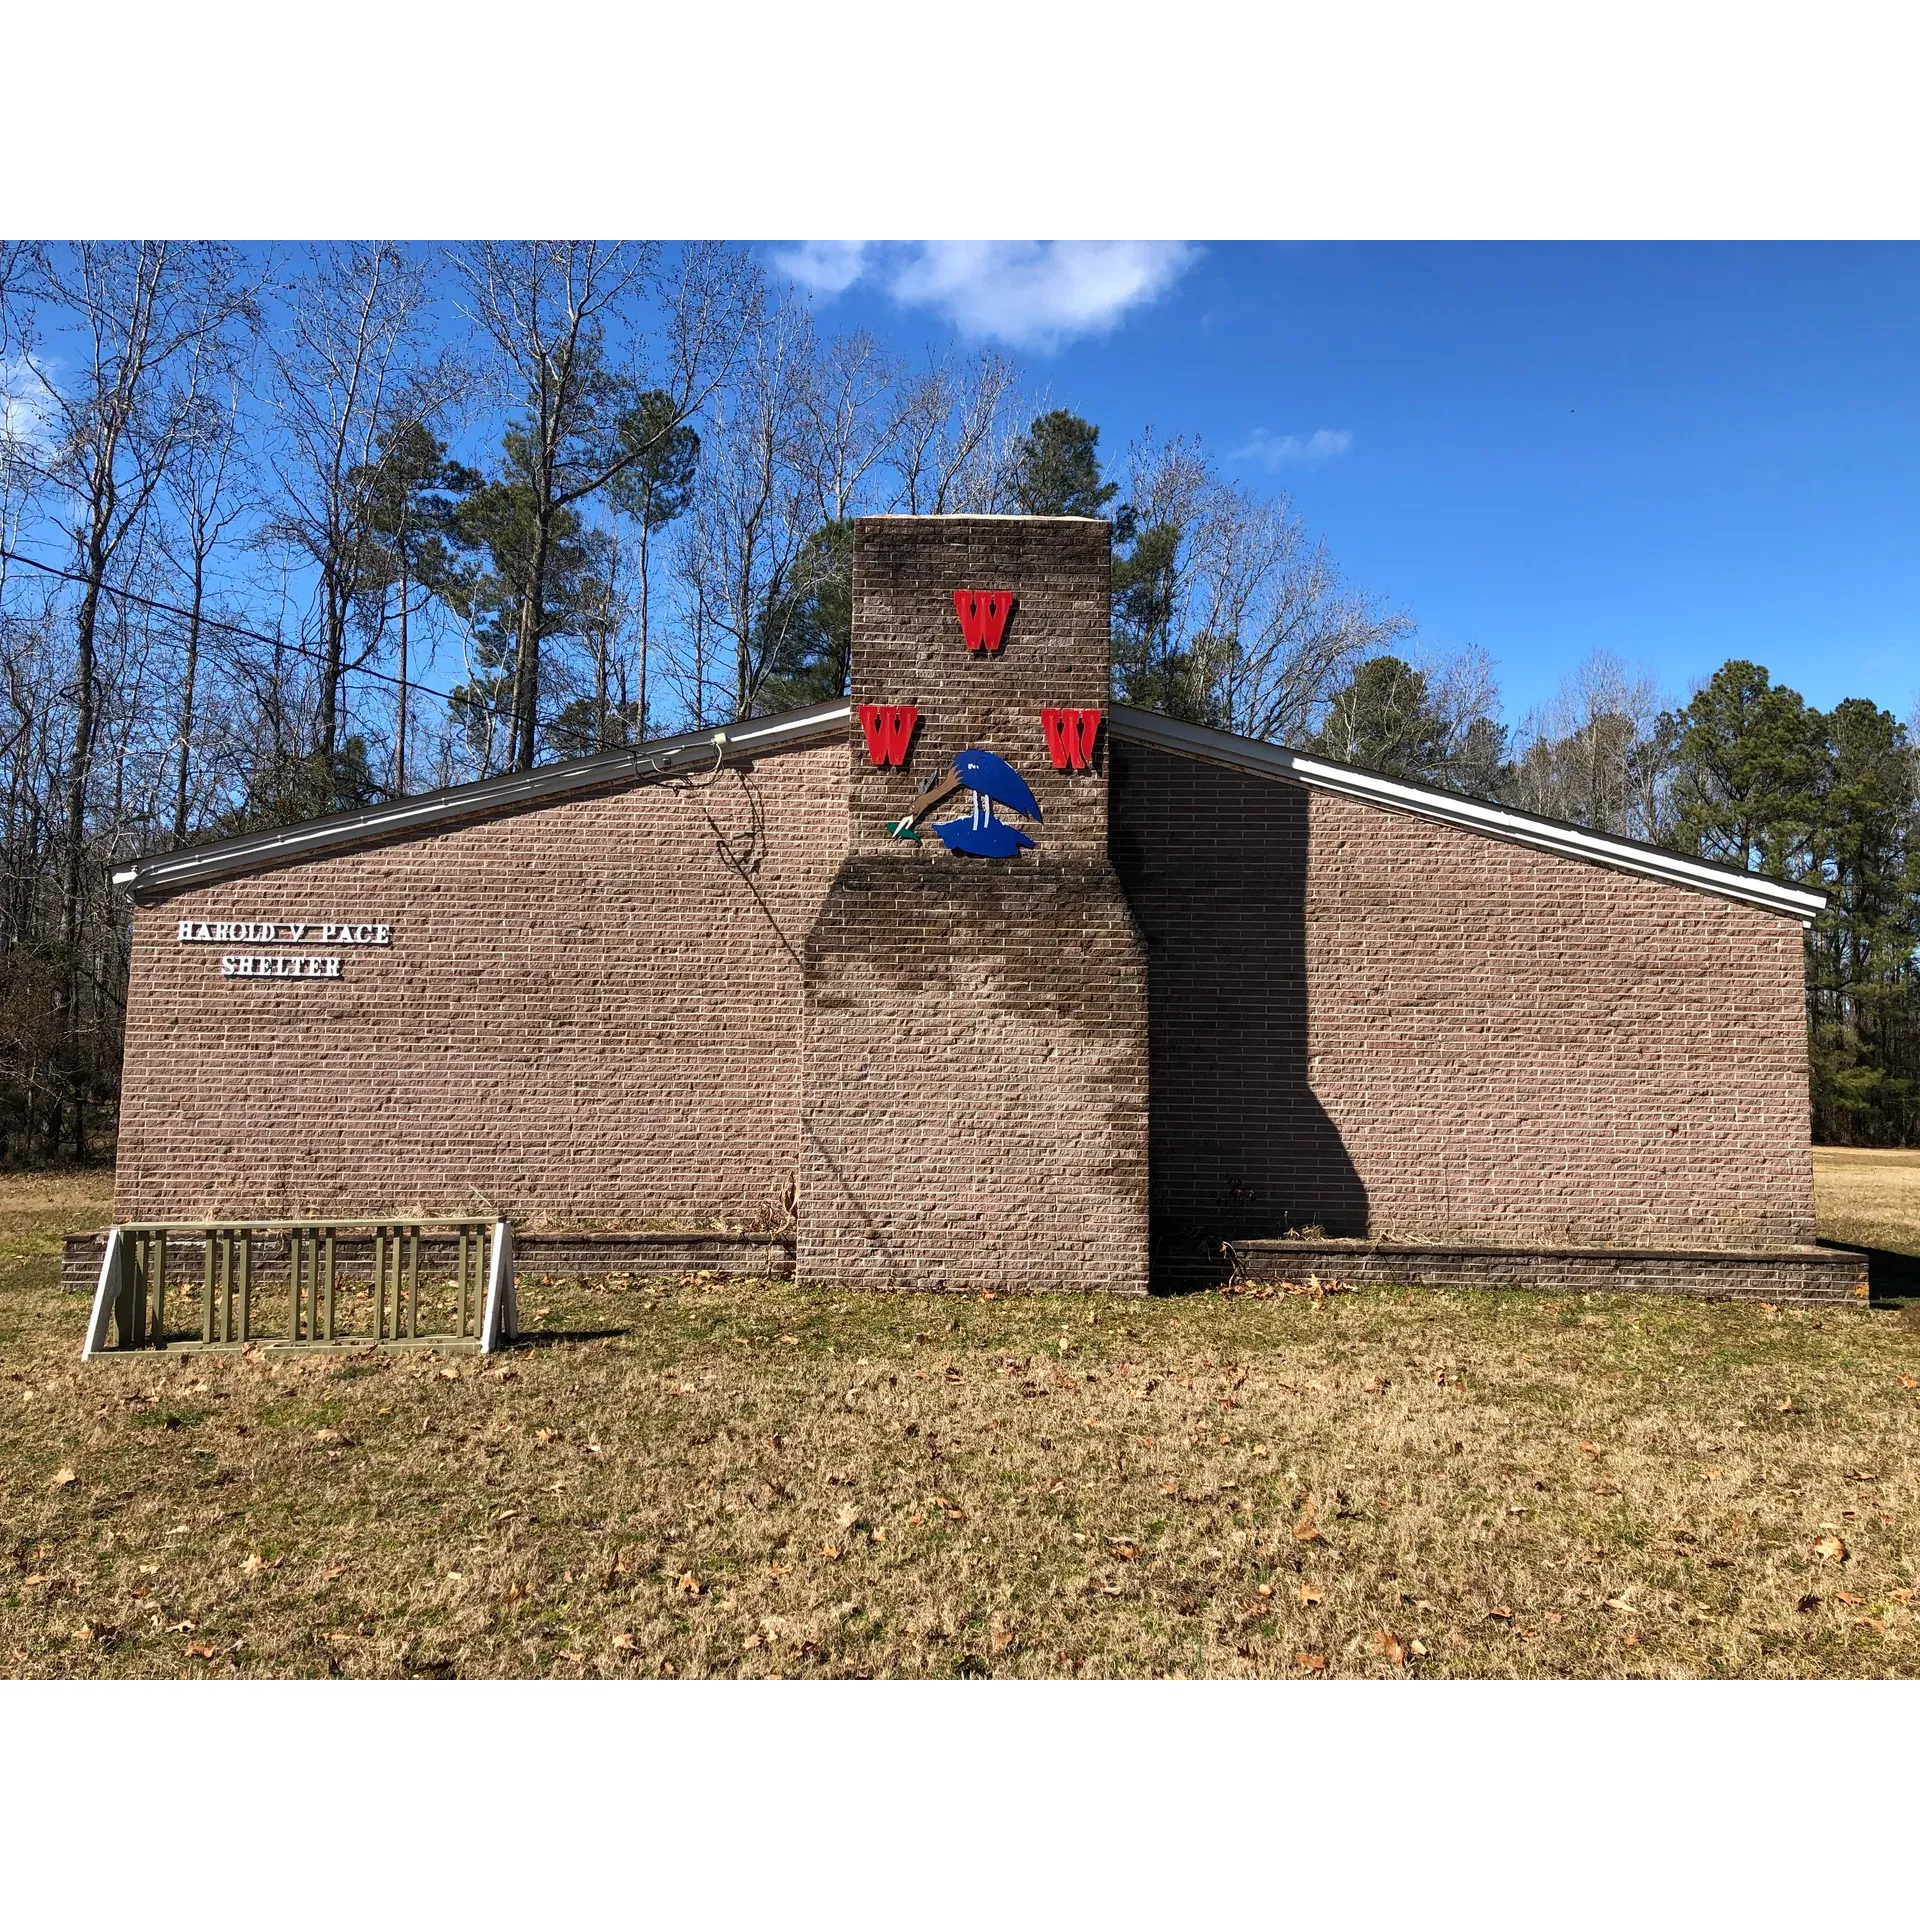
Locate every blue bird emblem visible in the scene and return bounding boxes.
[885,748,1042,858]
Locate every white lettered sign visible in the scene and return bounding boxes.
[178,918,393,982]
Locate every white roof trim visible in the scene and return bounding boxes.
[1111,704,1827,923]
[114,701,852,902]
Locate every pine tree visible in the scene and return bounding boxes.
[1666,660,1826,880]
[1806,698,1920,1143]
[1008,410,1121,519]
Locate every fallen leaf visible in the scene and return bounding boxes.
[1295,1585,1324,1605]
[778,1335,799,1346]
[241,1554,265,1574]
[49,1466,76,1488]
[1834,1590,1866,1606]
[991,1624,1015,1652]
[185,1643,219,1660]
[835,1504,859,1530]
[1578,1442,1602,1457]
[675,1573,702,1595]
[611,1632,639,1652]
[438,1366,460,1380]
[1889,1588,1915,1603]
[820,1543,841,1561]
[1361,1378,1386,1394]
[1812,1535,1848,1563]
[1900,1377,1919,1391]
[1293,1651,1327,1673]
[1292,1499,1326,1546]
[1409,1639,1428,1658]
[1797,1593,1821,1612]
[1374,1628,1405,1666]
[1488,1604,1514,1621]
[1256,1583,1274,1598]
[319,1564,348,1583]
[1603,1594,1636,1613]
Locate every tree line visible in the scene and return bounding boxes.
[0,241,1911,1162]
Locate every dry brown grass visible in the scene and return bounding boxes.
[1814,1146,1920,1261]
[6,1164,1920,1678]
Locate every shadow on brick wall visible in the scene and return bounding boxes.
[1110,742,1366,1291]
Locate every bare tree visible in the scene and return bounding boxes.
[890,347,1020,513]
[673,295,817,720]
[159,360,251,842]
[265,243,445,783]
[1507,650,1665,835]
[1115,430,1411,743]
[796,328,906,525]
[8,243,257,1152]
[453,242,758,768]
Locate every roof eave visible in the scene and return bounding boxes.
[1109,704,1828,924]
[114,701,852,903]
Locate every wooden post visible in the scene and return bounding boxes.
[151,1232,167,1350]
[238,1230,252,1343]
[322,1230,336,1342]
[406,1227,419,1340]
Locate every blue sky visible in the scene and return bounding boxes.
[778,242,1920,727]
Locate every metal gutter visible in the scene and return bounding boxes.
[1111,704,1829,924]
[113,690,1828,924]
[113,701,852,903]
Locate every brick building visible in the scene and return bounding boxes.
[109,516,1854,1303]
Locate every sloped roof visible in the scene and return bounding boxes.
[1112,706,1827,923]
[112,701,850,903]
[114,696,1827,923]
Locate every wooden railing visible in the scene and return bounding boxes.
[82,1219,515,1358]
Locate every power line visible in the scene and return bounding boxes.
[0,541,582,747]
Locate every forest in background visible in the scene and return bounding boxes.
[1,240,1914,1166]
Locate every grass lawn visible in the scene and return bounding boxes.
[4,1160,1920,1679]
[1814,1145,1920,1262]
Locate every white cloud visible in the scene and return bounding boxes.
[882,242,1197,349]
[768,240,1199,350]
[1231,427,1354,469]
[0,354,57,456]
[769,241,872,295]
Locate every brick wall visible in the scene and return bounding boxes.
[797,517,1151,1293]
[115,741,845,1227]
[1110,740,1816,1251]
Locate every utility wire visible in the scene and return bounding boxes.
[0,541,586,748]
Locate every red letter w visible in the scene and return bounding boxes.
[1040,708,1103,771]
[858,704,918,767]
[952,590,1013,652]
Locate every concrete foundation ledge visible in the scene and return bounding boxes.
[1225,1237,1869,1307]
[63,1228,794,1291]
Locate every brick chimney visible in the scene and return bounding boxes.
[798,516,1150,1293]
